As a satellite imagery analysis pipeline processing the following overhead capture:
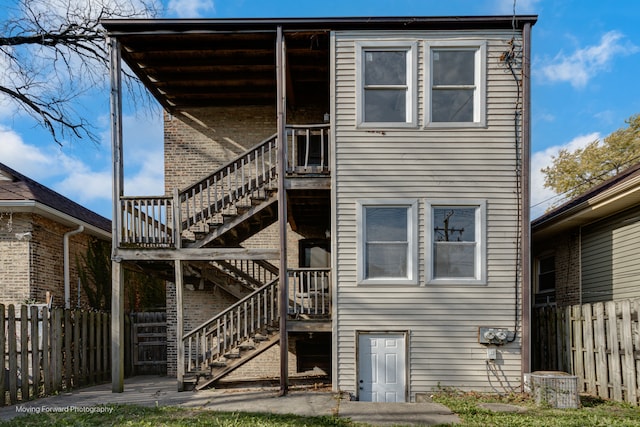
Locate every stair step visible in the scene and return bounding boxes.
[209,361,227,368]
[253,334,269,342]
[238,344,256,351]
[222,213,237,221]
[250,196,267,205]
[236,205,251,214]
[224,352,241,359]
[208,222,223,230]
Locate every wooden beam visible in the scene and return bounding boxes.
[111,261,124,392]
[114,247,279,261]
[175,260,185,391]
[109,36,125,394]
[276,26,289,396]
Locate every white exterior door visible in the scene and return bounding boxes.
[358,333,406,402]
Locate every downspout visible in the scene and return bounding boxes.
[64,225,84,309]
[521,21,533,383]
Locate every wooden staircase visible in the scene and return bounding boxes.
[182,278,280,390]
[116,125,331,389]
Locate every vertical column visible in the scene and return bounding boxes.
[175,260,185,391]
[109,36,125,393]
[276,26,289,396]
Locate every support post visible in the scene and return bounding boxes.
[109,36,125,393]
[276,25,289,396]
[175,260,185,391]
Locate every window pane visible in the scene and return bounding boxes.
[366,207,407,241]
[538,271,556,292]
[364,51,406,85]
[366,243,408,278]
[432,89,474,122]
[434,243,475,278]
[433,50,475,85]
[364,90,406,122]
[433,208,476,242]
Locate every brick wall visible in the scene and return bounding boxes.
[0,211,107,308]
[533,230,581,308]
[0,212,31,304]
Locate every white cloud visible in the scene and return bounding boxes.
[537,31,639,88]
[167,0,215,18]
[530,132,600,219]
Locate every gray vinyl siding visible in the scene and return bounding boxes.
[332,29,524,398]
[581,207,640,303]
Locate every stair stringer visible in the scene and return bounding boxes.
[184,193,278,248]
[195,332,280,390]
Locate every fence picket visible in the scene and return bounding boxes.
[7,305,17,404]
[582,303,596,395]
[593,302,609,399]
[0,305,5,405]
[620,301,636,404]
[606,301,623,401]
[20,305,29,400]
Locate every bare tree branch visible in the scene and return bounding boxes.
[0,0,161,146]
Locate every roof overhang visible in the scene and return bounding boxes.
[532,173,640,241]
[0,200,111,240]
[102,16,537,113]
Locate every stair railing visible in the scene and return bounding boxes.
[183,278,279,375]
[180,135,278,234]
[118,196,174,247]
[211,259,279,290]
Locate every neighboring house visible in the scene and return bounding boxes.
[0,162,111,308]
[532,162,640,308]
[103,15,536,401]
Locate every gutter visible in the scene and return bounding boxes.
[64,225,84,309]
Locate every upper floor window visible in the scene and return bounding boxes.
[356,41,417,127]
[357,199,418,285]
[426,41,486,127]
[426,200,487,285]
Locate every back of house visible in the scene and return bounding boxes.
[103,15,536,401]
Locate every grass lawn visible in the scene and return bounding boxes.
[0,392,638,426]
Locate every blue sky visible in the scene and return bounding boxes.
[1,0,639,219]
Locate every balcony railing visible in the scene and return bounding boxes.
[288,268,331,317]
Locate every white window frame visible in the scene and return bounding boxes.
[356,199,419,285]
[355,41,418,128]
[425,200,487,285]
[424,41,486,128]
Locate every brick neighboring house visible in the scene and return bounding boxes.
[532,162,640,308]
[0,162,111,308]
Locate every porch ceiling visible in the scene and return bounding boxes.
[115,30,329,111]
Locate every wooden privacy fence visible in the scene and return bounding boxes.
[0,304,110,406]
[533,298,640,405]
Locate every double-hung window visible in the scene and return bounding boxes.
[426,201,486,284]
[356,41,417,127]
[426,41,486,126]
[357,200,418,285]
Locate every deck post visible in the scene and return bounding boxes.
[276,25,289,396]
[175,259,185,391]
[109,36,125,393]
